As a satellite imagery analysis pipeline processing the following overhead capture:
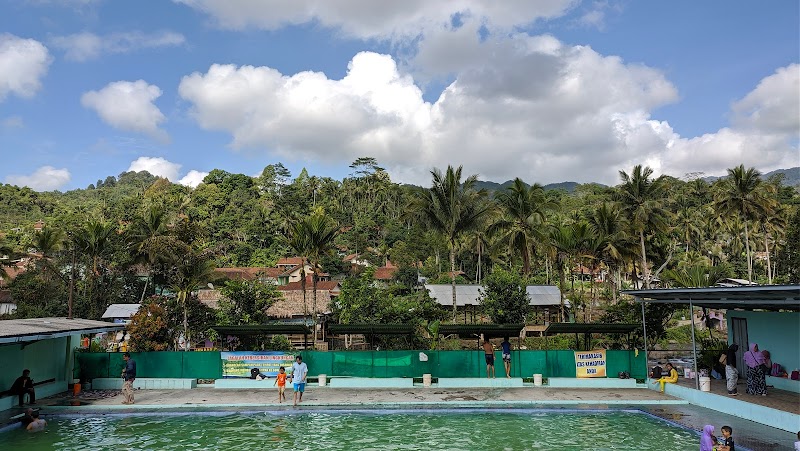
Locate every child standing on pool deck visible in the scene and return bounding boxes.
[274,366,287,403]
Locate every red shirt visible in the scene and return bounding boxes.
[276,373,287,386]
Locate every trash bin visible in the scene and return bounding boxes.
[423,374,432,387]
[533,374,543,386]
[318,374,327,386]
[699,376,711,392]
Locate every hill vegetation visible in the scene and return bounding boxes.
[1,158,798,349]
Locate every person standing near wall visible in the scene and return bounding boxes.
[482,339,495,379]
[724,344,739,396]
[121,352,136,405]
[744,343,767,396]
[291,355,308,406]
[500,337,512,379]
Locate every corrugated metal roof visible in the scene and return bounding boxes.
[101,303,141,319]
[0,317,124,344]
[425,284,564,307]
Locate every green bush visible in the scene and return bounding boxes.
[268,335,293,351]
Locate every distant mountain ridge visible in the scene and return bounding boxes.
[700,167,799,186]
[474,166,799,193]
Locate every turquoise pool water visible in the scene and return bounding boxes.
[0,410,701,450]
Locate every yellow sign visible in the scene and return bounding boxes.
[575,350,606,378]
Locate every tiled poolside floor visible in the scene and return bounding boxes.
[676,377,800,414]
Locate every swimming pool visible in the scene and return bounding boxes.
[0,409,702,450]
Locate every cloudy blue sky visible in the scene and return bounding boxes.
[0,0,798,191]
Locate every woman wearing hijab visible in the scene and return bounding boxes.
[725,344,739,395]
[744,343,768,396]
[700,425,717,451]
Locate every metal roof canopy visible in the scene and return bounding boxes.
[211,324,312,335]
[328,324,415,335]
[543,323,640,335]
[623,285,800,310]
[0,317,125,344]
[437,324,524,338]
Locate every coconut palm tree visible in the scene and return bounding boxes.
[73,220,116,318]
[616,165,669,289]
[30,226,65,283]
[130,206,178,302]
[412,166,490,320]
[489,178,556,276]
[587,202,631,302]
[300,208,339,345]
[714,165,768,282]
[170,250,215,351]
[285,221,312,323]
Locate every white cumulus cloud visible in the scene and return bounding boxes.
[81,80,169,142]
[730,63,800,136]
[178,170,209,188]
[174,0,576,38]
[127,156,182,181]
[178,37,797,185]
[51,30,186,62]
[0,34,52,102]
[6,166,71,191]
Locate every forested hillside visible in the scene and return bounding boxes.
[1,158,798,340]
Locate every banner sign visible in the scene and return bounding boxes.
[221,351,296,378]
[575,350,606,378]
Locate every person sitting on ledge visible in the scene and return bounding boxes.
[651,362,678,392]
[11,369,36,407]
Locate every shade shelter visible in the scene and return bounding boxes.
[211,324,312,349]
[542,322,640,351]
[0,317,125,411]
[623,285,800,388]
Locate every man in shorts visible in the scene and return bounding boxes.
[482,339,495,379]
[501,336,512,378]
[291,355,308,406]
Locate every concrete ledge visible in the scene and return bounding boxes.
[213,379,280,389]
[91,378,196,390]
[0,381,66,412]
[657,380,800,433]
[329,378,414,388]
[767,376,799,394]
[547,378,638,389]
[436,378,523,388]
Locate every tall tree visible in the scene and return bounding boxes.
[714,165,767,282]
[301,208,339,345]
[73,220,116,318]
[130,206,178,302]
[170,251,215,351]
[616,165,669,289]
[412,166,489,320]
[489,178,555,276]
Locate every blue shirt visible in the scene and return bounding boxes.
[501,341,511,354]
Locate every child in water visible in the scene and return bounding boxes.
[274,367,287,403]
[718,425,734,451]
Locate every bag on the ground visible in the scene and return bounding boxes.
[618,371,630,379]
[791,370,799,380]
[770,363,781,377]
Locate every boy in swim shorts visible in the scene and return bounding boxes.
[291,355,308,406]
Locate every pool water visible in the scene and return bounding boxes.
[0,410,701,450]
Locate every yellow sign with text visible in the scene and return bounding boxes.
[575,350,606,378]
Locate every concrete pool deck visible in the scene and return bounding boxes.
[3,387,798,450]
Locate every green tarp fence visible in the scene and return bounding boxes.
[75,351,222,380]
[76,350,645,380]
